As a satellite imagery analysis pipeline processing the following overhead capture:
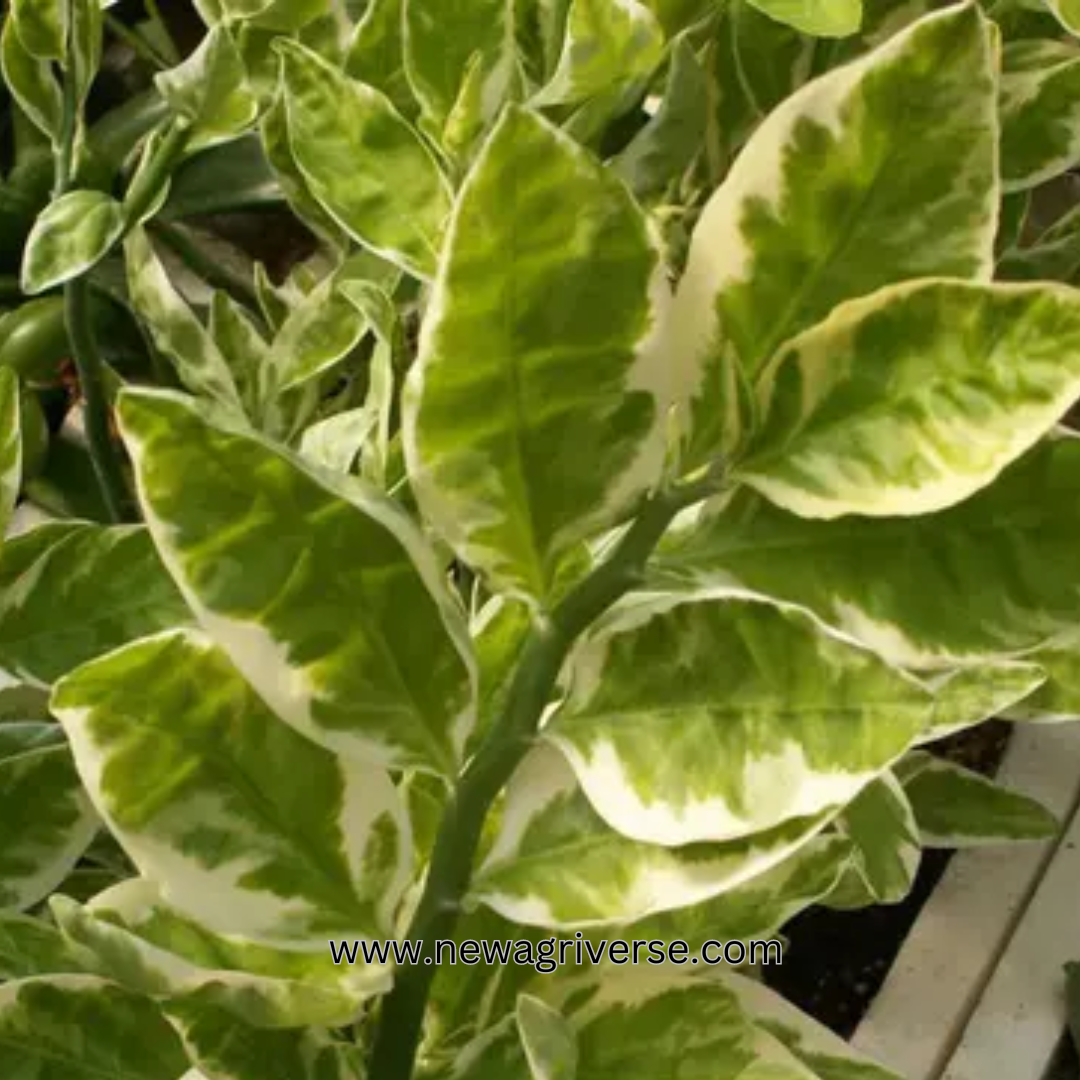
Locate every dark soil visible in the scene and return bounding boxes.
[764,720,1013,1038]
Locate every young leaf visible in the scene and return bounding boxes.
[653,437,1080,666]
[52,631,411,947]
[0,524,191,685]
[742,280,1080,520]
[1000,40,1080,191]
[124,227,243,410]
[404,106,671,604]
[52,878,387,1028]
[746,0,863,37]
[0,742,98,912]
[612,34,709,201]
[117,389,476,774]
[517,994,578,1080]
[299,409,377,473]
[0,16,61,147]
[21,191,125,295]
[532,0,664,108]
[168,996,366,1080]
[670,3,998,465]
[472,744,834,928]
[209,291,268,418]
[0,976,188,1080]
[546,594,933,845]
[0,370,20,543]
[277,39,452,280]
[155,26,259,149]
[10,0,67,64]
[896,751,1059,846]
[403,0,516,129]
[828,773,920,908]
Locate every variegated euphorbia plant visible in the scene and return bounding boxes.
[5,0,1080,1077]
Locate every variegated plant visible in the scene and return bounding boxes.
[4,0,1080,1078]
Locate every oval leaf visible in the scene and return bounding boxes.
[21,191,124,295]
[404,106,671,604]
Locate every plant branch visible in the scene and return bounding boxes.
[367,472,723,1079]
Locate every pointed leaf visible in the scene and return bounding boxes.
[1004,637,1080,721]
[124,227,243,410]
[546,594,933,844]
[52,879,387,1028]
[1,15,62,141]
[52,630,411,945]
[670,4,997,464]
[918,662,1045,741]
[654,435,1080,667]
[533,0,664,108]
[746,0,862,37]
[10,0,67,62]
[21,190,124,295]
[0,524,191,685]
[118,389,476,774]
[743,280,1080,520]
[517,995,578,1080]
[404,106,671,604]
[473,744,833,928]
[277,39,451,280]
[209,291,268,418]
[897,751,1059,846]
[612,34,709,201]
[0,976,188,1080]
[299,408,377,474]
[0,743,98,911]
[345,0,416,117]
[403,0,516,129]
[155,27,259,148]
[1001,41,1080,191]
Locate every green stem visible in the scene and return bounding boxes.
[150,219,263,316]
[367,475,721,1079]
[64,279,137,523]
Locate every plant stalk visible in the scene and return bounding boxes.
[367,475,720,1079]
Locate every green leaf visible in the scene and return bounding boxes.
[0,975,189,1079]
[472,743,834,928]
[52,630,411,946]
[164,135,281,220]
[21,191,125,295]
[654,437,1080,666]
[277,39,452,280]
[743,280,1080,520]
[299,408,377,474]
[1047,0,1080,35]
[345,0,416,118]
[403,0,516,130]
[70,0,102,115]
[533,0,664,108]
[517,994,578,1080]
[896,751,1059,846]
[168,996,366,1080]
[0,524,191,685]
[155,27,259,148]
[404,106,671,604]
[0,371,19,544]
[1000,41,1080,191]
[612,34,709,201]
[0,16,62,143]
[0,722,66,758]
[124,226,243,410]
[828,773,920,908]
[0,740,97,911]
[117,388,476,774]
[10,0,67,63]
[546,594,933,844]
[721,972,905,1080]
[0,911,93,979]
[746,0,863,37]
[671,3,998,465]
[52,878,387,1028]
[209,291,268,419]
[1004,636,1080,721]
[439,970,760,1080]
[919,662,1045,741]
